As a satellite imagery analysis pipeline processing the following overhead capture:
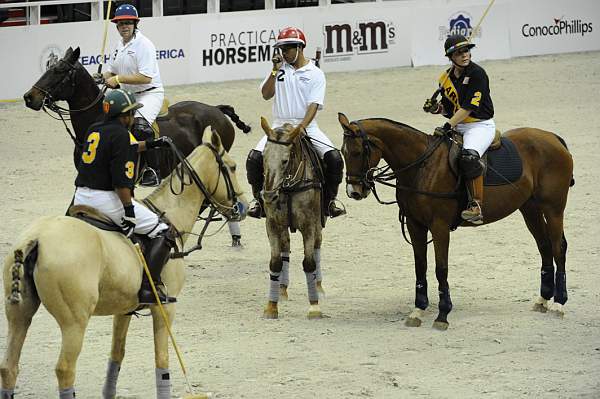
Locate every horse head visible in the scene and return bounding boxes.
[260,116,304,203]
[24,47,93,110]
[338,113,383,200]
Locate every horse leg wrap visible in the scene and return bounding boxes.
[540,264,555,300]
[155,368,171,399]
[415,280,429,310]
[280,252,290,287]
[438,288,453,317]
[102,360,121,399]
[554,271,568,305]
[0,388,14,399]
[59,387,75,399]
[269,272,281,302]
[305,271,319,302]
[228,221,241,237]
[314,248,322,282]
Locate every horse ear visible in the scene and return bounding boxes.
[338,113,351,130]
[210,127,223,148]
[72,47,81,61]
[260,116,272,135]
[64,47,73,59]
[201,125,212,144]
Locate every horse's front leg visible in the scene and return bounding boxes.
[151,304,175,399]
[264,222,287,319]
[430,222,452,330]
[405,217,429,327]
[102,314,132,399]
[302,225,322,319]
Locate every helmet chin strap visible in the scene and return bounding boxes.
[290,45,300,65]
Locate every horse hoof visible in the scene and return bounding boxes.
[432,321,449,331]
[307,310,323,319]
[263,310,279,319]
[549,303,564,319]
[279,286,289,301]
[405,317,422,327]
[532,303,548,313]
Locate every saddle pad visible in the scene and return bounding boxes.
[484,137,523,186]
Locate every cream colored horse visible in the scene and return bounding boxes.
[0,128,248,399]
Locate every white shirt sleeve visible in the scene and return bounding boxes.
[136,38,158,79]
[106,47,117,75]
[307,69,326,110]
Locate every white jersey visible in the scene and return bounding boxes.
[260,59,325,128]
[107,30,163,94]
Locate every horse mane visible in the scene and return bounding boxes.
[360,118,428,136]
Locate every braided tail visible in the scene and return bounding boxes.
[217,105,252,134]
[7,240,38,305]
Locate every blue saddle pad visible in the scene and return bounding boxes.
[484,137,523,186]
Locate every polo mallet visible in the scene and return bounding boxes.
[431,0,497,101]
[97,0,113,75]
[133,244,210,399]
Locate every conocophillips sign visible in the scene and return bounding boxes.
[521,16,593,38]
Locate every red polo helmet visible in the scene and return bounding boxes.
[111,4,140,23]
[275,27,306,48]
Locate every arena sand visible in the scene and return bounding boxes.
[0,51,599,398]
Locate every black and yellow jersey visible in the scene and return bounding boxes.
[75,119,137,191]
[438,61,494,123]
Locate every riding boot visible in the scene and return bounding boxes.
[138,230,177,305]
[246,149,266,219]
[323,150,346,218]
[133,117,161,187]
[461,174,484,225]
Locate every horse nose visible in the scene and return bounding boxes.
[23,90,33,105]
[23,88,41,110]
[350,192,362,200]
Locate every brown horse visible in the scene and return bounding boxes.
[338,113,574,330]
[260,118,324,319]
[23,46,251,246]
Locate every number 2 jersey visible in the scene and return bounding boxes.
[75,119,137,191]
[438,61,494,123]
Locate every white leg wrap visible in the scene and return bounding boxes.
[268,272,281,302]
[408,308,425,321]
[305,271,319,302]
[280,252,290,287]
[227,221,241,236]
[102,360,121,399]
[314,248,322,282]
[0,388,15,399]
[155,368,171,399]
[59,387,76,399]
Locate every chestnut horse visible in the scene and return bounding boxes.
[23,46,251,245]
[338,113,574,330]
[1,128,248,398]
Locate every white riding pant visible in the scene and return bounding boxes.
[133,89,164,125]
[74,187,168,238]
[455,119,496,157]
[254,118,335,158]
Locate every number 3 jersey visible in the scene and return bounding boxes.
[438,61,494,123]
[75,119,137,190]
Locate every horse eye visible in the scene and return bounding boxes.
[231,165,237,172]
[282,159,288,165]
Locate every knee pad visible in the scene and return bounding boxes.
[133,117,154,141]
[246,149,264,186]
[459,149,483,179]
[323,149,344,185]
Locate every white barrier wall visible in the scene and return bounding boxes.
[1,0,599,100]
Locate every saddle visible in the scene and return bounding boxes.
[447,129,523,186]
[150,98,171,138]
[68,205,123,232]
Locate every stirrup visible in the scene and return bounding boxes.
[328,200,346,218]
[461,202,483,225]
[247,200,265,219]
[140,167,160,187]
[138,283,177,305]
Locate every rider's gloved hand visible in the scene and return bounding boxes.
[121,204,136,238]
[145,136,172,150]
[423,98,441,114]
[434,122,453,137]
[92,72,105,85]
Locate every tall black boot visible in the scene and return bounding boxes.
[133,117,161,187]
[138,230,177,305]
[323,150,346,218]
[246,149,265,219]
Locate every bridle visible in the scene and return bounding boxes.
[144,140,244,259]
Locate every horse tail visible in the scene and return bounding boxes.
[217,104,252,134]
[552,133,575,187]
[7,240,39,305]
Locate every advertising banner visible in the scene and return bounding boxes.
[508,0,600,57]
[410,2,511,67]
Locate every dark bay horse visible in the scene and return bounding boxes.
[338,113,574,330]
[23,46,251,245]
[260,117,324,319]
